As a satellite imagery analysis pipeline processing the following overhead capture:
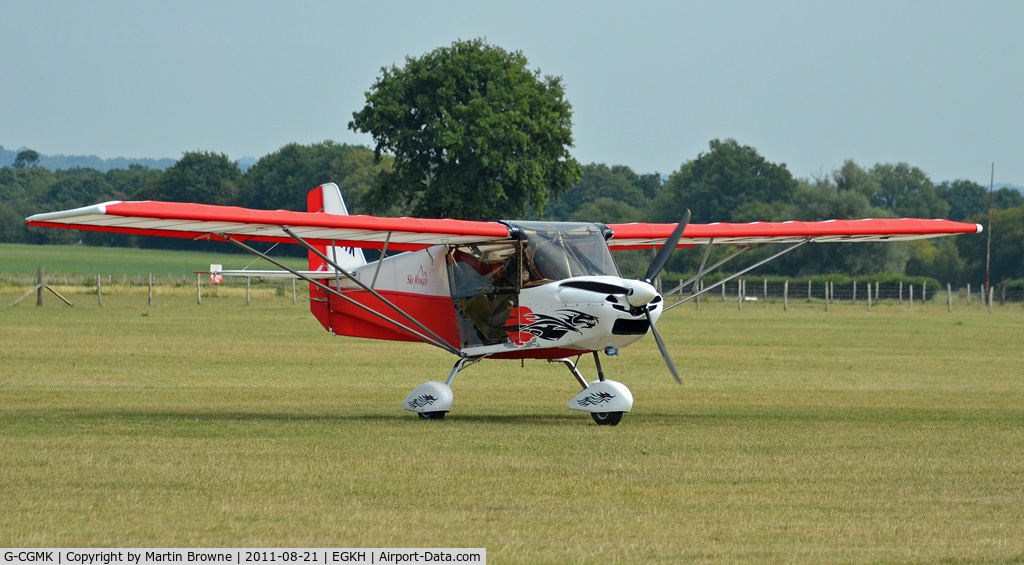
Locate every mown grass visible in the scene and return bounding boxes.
[2,263,1023,561]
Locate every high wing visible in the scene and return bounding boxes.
[606,218,982,249]
[26,201,981,252]
[26,200,512,251]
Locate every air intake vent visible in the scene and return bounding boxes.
[612,318,650,335]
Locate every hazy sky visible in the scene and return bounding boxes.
[2,1,1021,186]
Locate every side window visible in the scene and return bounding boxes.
[447,243,520,297]
[447,244,521,347]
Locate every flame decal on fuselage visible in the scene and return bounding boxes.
[504,306,599,346]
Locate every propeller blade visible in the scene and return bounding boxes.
[645,307,682,384]
[644,209,691,284]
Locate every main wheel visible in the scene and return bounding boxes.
[418,411,447,420]
[591,411,623,426]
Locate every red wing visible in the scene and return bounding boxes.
[26,200,512,251]
[606,218,983,250]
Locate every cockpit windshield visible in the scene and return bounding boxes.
[445,222,619,348]
[508,221,619,285]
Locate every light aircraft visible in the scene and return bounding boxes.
[27,183,981,425]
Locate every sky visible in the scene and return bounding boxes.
[2,0,1021,187]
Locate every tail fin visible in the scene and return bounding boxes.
[306,183,367,272]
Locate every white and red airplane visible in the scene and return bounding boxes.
[27,183,981,425]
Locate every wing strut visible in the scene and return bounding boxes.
[222,233,464,357]
[664,239,809,312]
[281,227,463,356]
[370,231,392,289]
[665,243,751,297]
[689,237,715,294]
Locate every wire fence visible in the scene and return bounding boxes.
[6,269,1024,309]
[667,278,1024,308]
[5,269,301,307]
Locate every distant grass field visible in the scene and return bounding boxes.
[1,243,307,283]
[2,244,1023,561]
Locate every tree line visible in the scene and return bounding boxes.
[2,137,1021,287]
[3,38,1021,287]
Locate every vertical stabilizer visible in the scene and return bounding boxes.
[306,183,367,272]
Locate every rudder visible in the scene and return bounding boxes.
[306,183,367,272]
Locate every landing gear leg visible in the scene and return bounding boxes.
[552,355,634,426]
[403,357,483,420]
[588,352,621,425]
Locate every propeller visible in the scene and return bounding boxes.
[646,307,681,384]
[645,209,691,284]
[641,210,690,384]
[558,210,690,384]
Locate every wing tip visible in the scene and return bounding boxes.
[26,201,119,223]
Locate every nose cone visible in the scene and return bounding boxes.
[623,280,659,307]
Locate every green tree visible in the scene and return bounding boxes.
[993,186,1024,210]
[3,166,56,243]
[13,149,40,169]
[652,139,797,223]
[546,163,650,221]
[241,142,387,213]
[349,38,581,220]
[936,179,988,222]
[770,175,908,276]
[0,201,22,242]
[144,151,242,205]
[569,197,644,224]
[870,162,949,219]
[52,168,116,244]
[330,146,395,215]
[833,159,881,199]
[957,207,1024,284]
[105,164,162,199]
[905,237,968,286]
[47,168,115,210]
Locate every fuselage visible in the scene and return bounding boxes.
[307,221,661,358]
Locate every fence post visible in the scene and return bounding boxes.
[783,280,789,311]
[867,284,872,311]
[899,281,903,304]
[947,283,952,313]
[923,281,927,302]
[988,287,994,313]
[764,278,768,300]
[37,267,45,306]
[825,281,830,312]
[148,273,153,306]
[808,280,812,302]
[853,281,857,303]
[196,273,202,305]
[246,277,251,306]
[967,283,971,305]
[909,284,914,311]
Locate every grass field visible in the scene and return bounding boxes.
[2,246,1023,561]
[1,242,307,284]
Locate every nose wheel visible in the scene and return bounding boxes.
[591,411,623,426]
[555,354,634,425]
